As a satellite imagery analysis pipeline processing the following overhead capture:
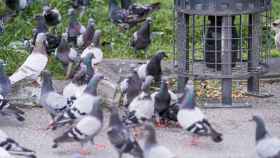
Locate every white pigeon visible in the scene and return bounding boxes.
[81,30,103,69]
[127,76,154,125]
[140,124,176,158]
[0,147,14,158]
[177,80,222,145]
[9,33,48,85]
[252,115,280,158]
[272,19,280,50]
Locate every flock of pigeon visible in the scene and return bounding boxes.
[0,0,280,158]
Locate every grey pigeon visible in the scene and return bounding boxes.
[40,71,73,122]
[177,80,223,145]
[51,74,104,129]
[42,5,61,27]
[63,53,94,99]
[272,19,280,50]
[120,69,142,107]
[107,106,143,158]
[252,115,280,158]
[55,33,79,77]
[67,8,86,45]
[77,18,95,49]
[0,60,25,122]
[137,51,167,83]
[125,76,154,126]
[139,124,175,158]
[131,17,152,56]
[52,102,103,155]
[0,129,36,158]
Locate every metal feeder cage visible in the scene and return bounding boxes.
[174,0,272,108]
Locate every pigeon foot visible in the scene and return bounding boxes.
[79,148,91,155]
[94,144,106,150]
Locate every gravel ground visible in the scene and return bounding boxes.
[1,82,280,158]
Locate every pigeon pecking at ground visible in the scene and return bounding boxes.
[138,124,176,158]
[137,51,168,83]
[252,115,280,158]
[0,129,36,158]
[51,74,105,129]
[9,32,48,86]
[52,99,104,156]
[131,17,152,57]
[40,71,73,128]
[107,105,144,158]
[177,80,223,145]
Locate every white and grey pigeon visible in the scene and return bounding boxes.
[107,106,144,158]
[0,60,25,122]
[137,51,167,83]
[52,100,104,155]
[51,74,104,129]
[77,18,95,49]
[125,76,154,126]
[252,115,280,158]
[272,19,280,50]
[42,5,61,27]
[81,30,103,70]
[67,8,86,45]
[63,53,94,99]
[139,124,176,158]
[9,33,48,85]
[0,129,36,158]
[151,79,178,126]
[177,80,223,145]
[40,71,73,124]
[55,33,79,78]
[120,68,142,107]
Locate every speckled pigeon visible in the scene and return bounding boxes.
[0,129,36,158]
[177,80,223,145]
[77,18,95,49]
[52,101,104,155]
[252,115,280,158]
[139,124,175,158]
[9,33,48,85]
[108,105,143,158]
[51,74,104,129]
[137,51,167,83]
[67,8,86,44]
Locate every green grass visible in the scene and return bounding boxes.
[0,0,280,77]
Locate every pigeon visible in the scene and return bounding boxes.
[107,105,144,158]
[51,74,104,129]
[71,0,90,16]
[125,76,154,126]
[0,60,25,122]
[40,71,73,124]
[42,5,61,27]
[81,30,103,70]
[121,0,131,9]
[137,51,167,83]
[55,33,79,77]
[127,2,161,18]
[109,0,145,30]
[272,19,280,50]
[139,124,176,158]
[252,115,280,158]
[0,129,36,158]
[32,15,48,45]
[120,68,142,107]
[52,102,104,155]
[67,8,86,45]
[9,33,48,85]
[77,18,95,49]
[5,0,30,11]
[177,80,223,145]
[131,17,152,56]
[63,53,94,99]
[151,79,178,127]
[0,147,14,158]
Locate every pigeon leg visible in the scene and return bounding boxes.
[32,80,40,87]
[79,148,91,156]
[94,144,107,150]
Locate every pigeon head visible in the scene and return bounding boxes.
[93,30,102,48]
[146,17,152,24]
[141,76,154,93]
[155,51,168,60]
[252,115,269,143]
[87,18,95,28]
[179,80,196,109]
[272,19,280,33]
[84,74,104,95]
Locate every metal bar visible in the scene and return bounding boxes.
[247,14,260,94]
[176,11,189,93]
[221,16,232,105]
